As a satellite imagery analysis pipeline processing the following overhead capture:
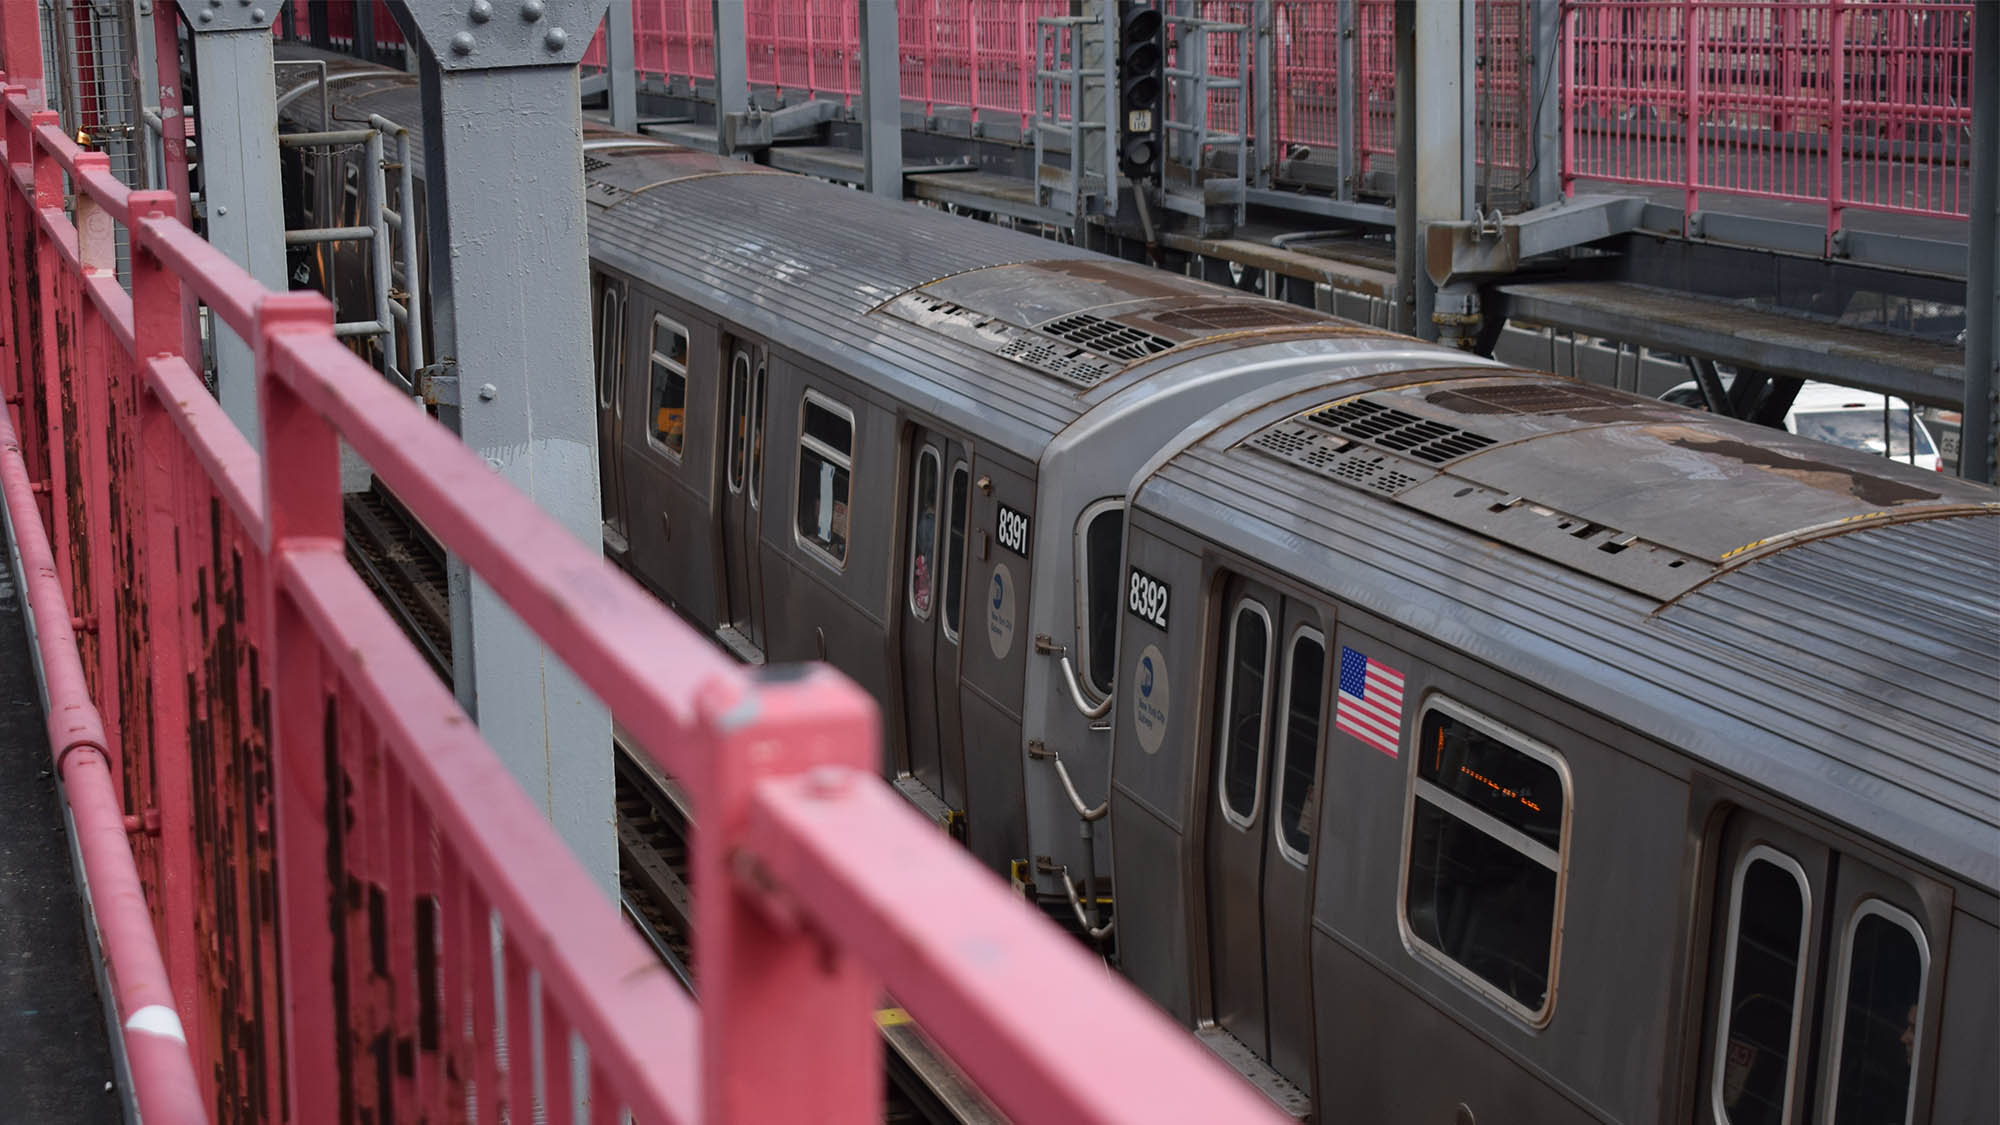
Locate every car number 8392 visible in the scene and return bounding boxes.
[1127,568,1170,630]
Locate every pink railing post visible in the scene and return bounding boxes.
[694,668,883,1123]
[1682,0,1701,230]
[1827,0,1847,251]
[253,290,345,1125]
[127,193,206,1096]
[28,111,64,550]
[71,149,119,765]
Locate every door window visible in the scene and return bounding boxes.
[1826,903,1927,1125]
[595,284,623,411]
[1403,701,1568,1023]
[941,462,969,641]
[907,447,942,618]
[1216,601,1273,828]
[748,361,767,508]
[795,392,854,567]
[1712,846,1811,1125]
[1077,501,1126,698]
[1273,628,1326,866]
[648,315,689,459]
[726,351,750,492]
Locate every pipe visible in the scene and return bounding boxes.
[1058,653,1113,720]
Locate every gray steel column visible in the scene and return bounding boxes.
[605,0,636,131]
[398,0,614,897]
[1335,0,1357,200]
[1409,0,1470,341]
[1393,0,1415,335]
[858,0,899,197]
[712,0,747,154]
[1250,0,1272,188]
[174,0,286,442]
[131,0,163,191]
[1528,0,1561,207]
[1964,0,1997,484]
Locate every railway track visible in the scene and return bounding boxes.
[347,482,996,1123]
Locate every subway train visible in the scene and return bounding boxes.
[275,56,1999,1125]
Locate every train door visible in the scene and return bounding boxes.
[899,428,971,812]
[1695,813,1945,1125]
[1202,578,1329,1094]
[718,338,766,650]
[592,274,628,550]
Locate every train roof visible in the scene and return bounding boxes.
[277,49,1415,462]
[1135,369,2000,891]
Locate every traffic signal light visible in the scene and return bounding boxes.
[1117,1,1165,182]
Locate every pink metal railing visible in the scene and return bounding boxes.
[2,35,1284,1125]
[1564,0,1974,238]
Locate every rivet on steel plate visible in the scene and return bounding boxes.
[477,383,497,401]
[197,9,212,22]
[545,26,567,50]
[520,0,545,21]
[468,0,492,23]
[251,7,266,21]
[451,31,475,55]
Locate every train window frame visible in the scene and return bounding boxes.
[793,389,855,571]
[748,360,767,509]
[1821,900,1929,1125]
[1396,695,1572,1028]
[1709,844,1813,1125]
[1271,625,1327,869]
[646,314,690,462]
[1214,598,1274,831]
[726,350,751,494]
[595,283,624,412]
[940,460,970,642]
[1073,498,1126,701]
[906,444,942,620]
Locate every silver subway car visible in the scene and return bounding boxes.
[278,54,2000,1123]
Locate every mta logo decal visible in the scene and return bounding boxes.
[1140,655,1155,698]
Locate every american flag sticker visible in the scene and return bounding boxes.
[1336,645,1407,758]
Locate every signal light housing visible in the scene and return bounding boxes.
[1117,1,1166,183]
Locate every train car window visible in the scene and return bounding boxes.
[1273,628,1326,866]
[594,285,623,411]
[647,315,689,459]
[1711,846,1811,1125]
[1216,600,1273,828]
[1403,700,1568,1024]
[748,362,767,508]
[907,447,942,618]
[941,461,969,641]
[726,352,750,492]
[1827,902,1927,1125]
[795,392,854,567]
[1076,500,1126,698]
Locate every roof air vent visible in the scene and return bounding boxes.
[583,155,612,173]
[1154,303,1316,331]
[1040,313,1175,362]
[1425,382,1671,417]
[1306,397,1497,464]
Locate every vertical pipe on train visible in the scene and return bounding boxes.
[1963,1,1998,484]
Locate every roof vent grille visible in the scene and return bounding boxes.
[1306,397,1497,464]
[882,292,1120,389]
[583,155,612,173]
[1247,422,1431,497]
[1040,313,1175,362]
